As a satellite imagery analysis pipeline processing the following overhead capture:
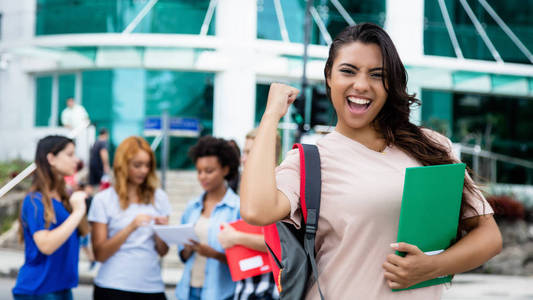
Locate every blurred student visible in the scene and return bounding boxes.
[226,139,241,193]
[176,136,241,300]
[78,182,96,270]
[13,135,90,299]
[89,128,110,190]
[88,136,171,299]
[218,128,280,300]
[61,97,89,130]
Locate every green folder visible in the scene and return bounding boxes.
[392,163,466,292]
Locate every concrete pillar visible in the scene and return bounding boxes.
[213,0,257,148]
[385,0,425,125]
[50,74,59,126]
[0,0,37,160]
[384,0,425,61]
[75,71,83,104]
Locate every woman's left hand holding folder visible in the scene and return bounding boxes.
[382,242,438,290]
[218,222,239,249]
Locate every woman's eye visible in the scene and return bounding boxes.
[340,69,354,74]
[371,73,383,78]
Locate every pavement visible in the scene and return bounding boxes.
[1,247,533,299]
[0,247,183,287]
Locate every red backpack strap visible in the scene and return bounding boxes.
[292,143,308,223]
[294,143,324,300]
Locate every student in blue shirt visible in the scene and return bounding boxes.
[13,135,90,299]
[176,136,241,300]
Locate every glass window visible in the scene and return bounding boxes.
[35,76,53,126]
[422,89,533,184]
[257,0,385,45]
[424,0,533,64]
[35,69,215,169]
[35,0,214,35]
[145,70,214,169]
[148,0,215,35]
[81,70,115,158]
[58,74,76,126]
[33,74,76,127]
[255,84,269,125]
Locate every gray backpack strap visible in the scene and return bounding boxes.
[300,144,325,300]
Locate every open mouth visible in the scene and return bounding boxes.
[346,96,372,114]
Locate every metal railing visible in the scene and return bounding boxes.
[455,143,533,183]
[0,120,91,199]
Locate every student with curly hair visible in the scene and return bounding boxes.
[176,136,241,300]
[13,135,90,299]
[88,136,171,299]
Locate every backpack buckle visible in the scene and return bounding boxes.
[305,224,317,235]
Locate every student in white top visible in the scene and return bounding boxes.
[240,23,502,299]
[60,98,89,130]
[88,136,171,299]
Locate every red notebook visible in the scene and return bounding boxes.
[223,220,272,281]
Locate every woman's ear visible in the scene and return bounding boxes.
[222,166,229,177]
[325,77,332,92]
[46,153,56,168]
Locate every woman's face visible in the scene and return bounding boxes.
[196,156,229,193]
[48,143,78,176]
[127,150,151,186]
[327,41,388,134]
[241,138,254,166]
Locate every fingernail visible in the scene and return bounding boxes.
[390,243,399,249]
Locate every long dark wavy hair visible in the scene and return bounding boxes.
[19,135,90,242]
[324,23,484,238]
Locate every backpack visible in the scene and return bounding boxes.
[263,143,325,300]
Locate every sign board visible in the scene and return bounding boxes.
[143,116,201,137]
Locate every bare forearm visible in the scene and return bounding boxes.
[93,224,135,262]
[235,232,268,252]
[212,251,227,264]
[432,216,502,277]
[34,210,85,255]
[240,114,283,225]
[181,247,227,264]
[180,248,194,262]
[100,150,110,173]
[155,235,169,256]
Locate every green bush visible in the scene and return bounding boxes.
[0,159,31,190]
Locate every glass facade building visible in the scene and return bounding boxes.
[1,0,531,182]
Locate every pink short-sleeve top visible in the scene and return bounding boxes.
[275,129,493,300]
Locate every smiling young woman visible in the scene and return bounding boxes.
[328,41,388,150]
[240,23,502,300]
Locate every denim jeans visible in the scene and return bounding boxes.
[189,287,202,300]
[13,289,73,300]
